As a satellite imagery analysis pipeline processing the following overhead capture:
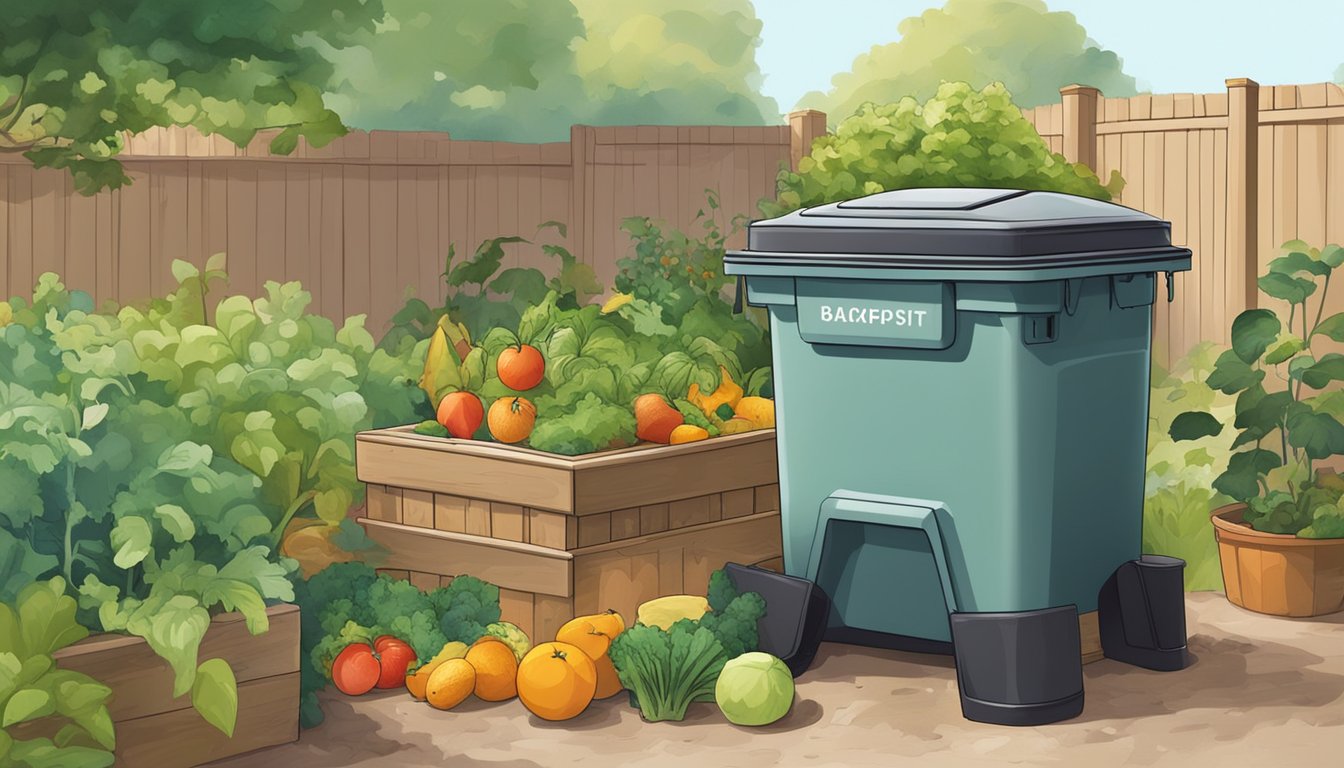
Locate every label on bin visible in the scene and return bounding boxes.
[795,279,953,349]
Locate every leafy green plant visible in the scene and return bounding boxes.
[1171,241,1344,538]
[292,563,500,727]
[608,569,765,722]
[1,263,425,735]
[379,223,602,354]
[1144,343,1235,590]
[762,81,1123,218]
[1,577,115,768]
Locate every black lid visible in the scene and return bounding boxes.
[725,188,1192,274]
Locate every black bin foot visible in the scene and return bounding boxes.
[1098,554,1191,671]
[949,605,1084,726]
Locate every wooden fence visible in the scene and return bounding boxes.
[1022,80,1344,364]
[0,112,827,333]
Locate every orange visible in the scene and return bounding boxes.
[405,663,439,701]
[517,642,597,721]
[465,637,519,701]
[592,653,624,700]
[425,658,475,710]
[555,617,612,660]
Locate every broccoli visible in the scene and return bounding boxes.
[433,574,501,644]
[294,564,502,728]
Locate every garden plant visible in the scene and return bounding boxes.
[1171,240,1344,539]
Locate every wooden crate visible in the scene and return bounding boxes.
[355,427,784,641]
[24,603,300,767]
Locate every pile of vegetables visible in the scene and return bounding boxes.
[610,570,770,723]
[293,562,503,726]
[393,200,775,456]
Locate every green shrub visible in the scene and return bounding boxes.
[1171,241,1344,539]
[762,81,1122,218]
[0,262,424,734]
[1144,343,1236,591]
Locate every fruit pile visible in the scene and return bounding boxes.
[396,611,626,721]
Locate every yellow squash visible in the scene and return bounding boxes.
[636,595,711,630]
[687,366,743,417]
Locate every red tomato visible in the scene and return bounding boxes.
[375,641,418,689]
[373,635,408,653]
[332,644,381,696]
[436,391,484,439]
[497,345,545,391]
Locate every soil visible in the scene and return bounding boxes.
[209,592,1344,768]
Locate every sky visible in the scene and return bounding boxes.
[753,0,1344,110]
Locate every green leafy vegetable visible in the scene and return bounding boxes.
[0,577,115,766]
[608,569,767,722]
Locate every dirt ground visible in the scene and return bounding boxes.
[210,592,1344,768]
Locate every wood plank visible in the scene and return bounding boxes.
[357,519,573,597]
[491,502,526,542]
[498,589,535,640]
[1297,121,1328,249]
[529,509,572,549]
[1096,116,1227,136]
[610,508,640,540]
[342,164,371,322]
[356,436,574,512]
[640,503,669,535]
[401,488,435,528]
[578,512,611,547]
[572,514,783,625]
[119,166,152,303]
[53,604,298,723]
[465,499,491,536]
[434,494,468,533]
[365,485,402,523]
[1079,611,1103,665]
[721,488,755,519]
[754,484,781,514]
[533,595,573,643]
[1259,105,1344,124]
[1329,119,1344,255]
[409,571,440,592]
[668,496,712,529]
[113,672,298,768]
[573,433,778,514]
[255,164,287,290]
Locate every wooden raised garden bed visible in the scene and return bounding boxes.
[354,427,784,641]
[28,603,300,767]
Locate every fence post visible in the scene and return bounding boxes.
[1225,78,1260,312]
[787,109,827,171]
[1059,84,1099,171]
[570,124,595,262]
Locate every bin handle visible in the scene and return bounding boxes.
[732,275,746,315]
[1064,278,1083,316]
[1165,271,1176,303]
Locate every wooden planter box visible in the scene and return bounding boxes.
[354,427,784,641]
[24,603,300,767]
[1212,503,1344,617]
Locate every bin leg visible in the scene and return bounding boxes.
[1097,555,1191,672]
[948,605,1085,726]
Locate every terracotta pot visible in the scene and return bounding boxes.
[1211,503,1344,617]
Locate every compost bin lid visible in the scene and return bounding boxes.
[723,188,1192,278]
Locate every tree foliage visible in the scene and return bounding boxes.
[763,81,1121,217]
[0,1,381,194]
[311,0,779,141]
[798,0,1136,119]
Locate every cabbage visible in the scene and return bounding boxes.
[714,652,794,726]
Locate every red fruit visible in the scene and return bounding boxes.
[497,345,545,391]
[332,644,381,696]
[373,635,407,653]
[375,641,418,689]
[436,391,484,438]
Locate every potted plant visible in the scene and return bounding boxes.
[1171,240,1344,617]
